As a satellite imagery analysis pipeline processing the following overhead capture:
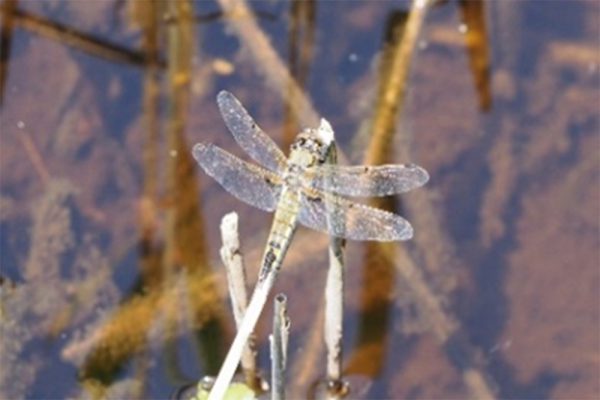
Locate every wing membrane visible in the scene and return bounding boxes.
[308,163,429,197]
[298,189,413,241]
[217,91,287,173]
[193,142,282,211]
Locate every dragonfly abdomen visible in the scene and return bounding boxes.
[257,189,301,282]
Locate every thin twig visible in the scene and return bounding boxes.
[323,238,345,399]
[219,212,259,387]
[324,240,344,377]
[208,272,277,400]
[323,144,345,388]
[270,294,290,400]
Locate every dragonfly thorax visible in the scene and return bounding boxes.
[288,131,329,167]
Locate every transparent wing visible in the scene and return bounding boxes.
[193,142,282,212]
[307,163,429,197]
[298,188,413,241]
[217,91,287,173]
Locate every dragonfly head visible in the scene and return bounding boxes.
[289,130,330,167]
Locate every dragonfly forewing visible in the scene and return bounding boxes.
[217,91,287,173]
[298,188,414,241]
[193,142,282,212]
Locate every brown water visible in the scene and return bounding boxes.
[0,1,598,399]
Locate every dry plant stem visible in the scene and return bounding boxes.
[219,212,258,384]
[208,273,279,400]
[270,294,290,400]
[163,0,191,275]
[216,0,319,127]
[3,5,158,68]
[138,0,161,201]
[365,0,429,165]
[324,146,345,384]
[137,0,162,289]
[164,0,212,276]
[324,238,344,384]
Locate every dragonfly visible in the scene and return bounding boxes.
[193,91,429,277]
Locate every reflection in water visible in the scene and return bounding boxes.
[1,180,120,397]
[0,1,158,70]
[65,271,222,380]
[458,0,491,111]
[0,0,227,396]
[56,0,229,393]
[345,2,496,399]
[0,0,598,398]
[133,0,163,290]
[283,0,317,151]
[216,0,320,127]
[163,0,226,377]
[345,9,409,380]
[0,0,18,106]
